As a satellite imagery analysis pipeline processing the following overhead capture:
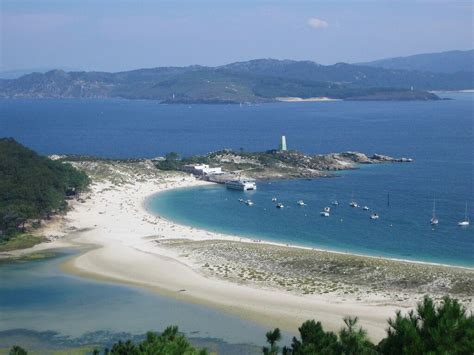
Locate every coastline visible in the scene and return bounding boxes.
[148,186,474,270]
[6,159,473,342]
[275,96,342,102]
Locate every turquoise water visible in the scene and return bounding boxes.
[0,93,472,348]
[1,93,473,266]
[148,168,473,267]
[0,250,275,349]
[144,91,474,268]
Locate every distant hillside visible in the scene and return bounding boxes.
[0,67,80,79]
[3,58,473,103]
[358,50,474,74]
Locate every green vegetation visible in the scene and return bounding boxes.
[8,296,473,354]
[103,326,207,355]
[0,233,45,252]
[8,346,27,355]
[3,58,466,103]
[0,138,89,244]
[265,296,473,354]
[155,152,184,171]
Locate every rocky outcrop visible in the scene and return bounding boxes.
[187,150,412,180]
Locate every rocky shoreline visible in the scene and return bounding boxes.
[175,150,413,180]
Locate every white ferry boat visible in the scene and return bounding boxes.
[225,179,257,191]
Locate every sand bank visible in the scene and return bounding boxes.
[13,160,473,342]
[276,97,342,102]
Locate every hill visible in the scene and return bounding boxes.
[358,49,474,74]
[3,58,472,102]
[0,138,89,243]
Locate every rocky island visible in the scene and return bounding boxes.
[157,149,413,180]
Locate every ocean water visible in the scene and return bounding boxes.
[0,250,272,349]
[1,93,473,267]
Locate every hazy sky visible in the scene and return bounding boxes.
[1,0,472,72]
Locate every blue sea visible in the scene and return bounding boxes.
[1,94,473,267]
[0,94,473,349]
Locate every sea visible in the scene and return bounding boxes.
[0,93,473,349]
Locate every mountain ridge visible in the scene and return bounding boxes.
[1,58,470,103]
[357,49,474,74]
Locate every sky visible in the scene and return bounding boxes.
[1,0,472,72]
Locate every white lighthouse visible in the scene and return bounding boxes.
[279,135,287,151]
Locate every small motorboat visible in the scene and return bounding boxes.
[297,200,306,206]
[320,211,330,217]
[323,207,331,213]
[245,200,254,206]
[272,197,277,202]
[458,202,469,226]
[370,213,379,220]
[238,198,244,203]
[363,206,369,211]
[331,200,339,206]
[349,192,358,208]
[430,198,439,225]
[276,203,284,209]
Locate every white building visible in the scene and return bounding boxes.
[183,164,222,176]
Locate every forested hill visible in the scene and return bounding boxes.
[0,138,89,240]
[358,49,474,74]
[1,58,471,103]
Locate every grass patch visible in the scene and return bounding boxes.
[0,234,45,252]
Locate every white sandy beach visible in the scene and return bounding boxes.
[9,161,471,342]
[276,96,342,102]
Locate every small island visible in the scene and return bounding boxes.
[156,142,412,181]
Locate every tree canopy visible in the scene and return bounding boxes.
[266,296,473,355]
[0,138,89,239]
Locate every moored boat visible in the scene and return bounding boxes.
[226,179,257,191]
[430,198,439,225]
[458,203,470,226]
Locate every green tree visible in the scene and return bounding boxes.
[9,346,27,355]
[110,340,137,355]
[378,296,474,354]
[288,320,340,354]
[0,138,89,240]
[263,328,282,355]
[338,317,377,355]
[156,152,182,171]
[109,326,207,355]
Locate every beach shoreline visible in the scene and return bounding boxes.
[4,159,473,342]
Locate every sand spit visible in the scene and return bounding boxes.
[8,159,473,342]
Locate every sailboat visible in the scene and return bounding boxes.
[430,199,439,225]
[458,203,470,226]
[349,191,358,208]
